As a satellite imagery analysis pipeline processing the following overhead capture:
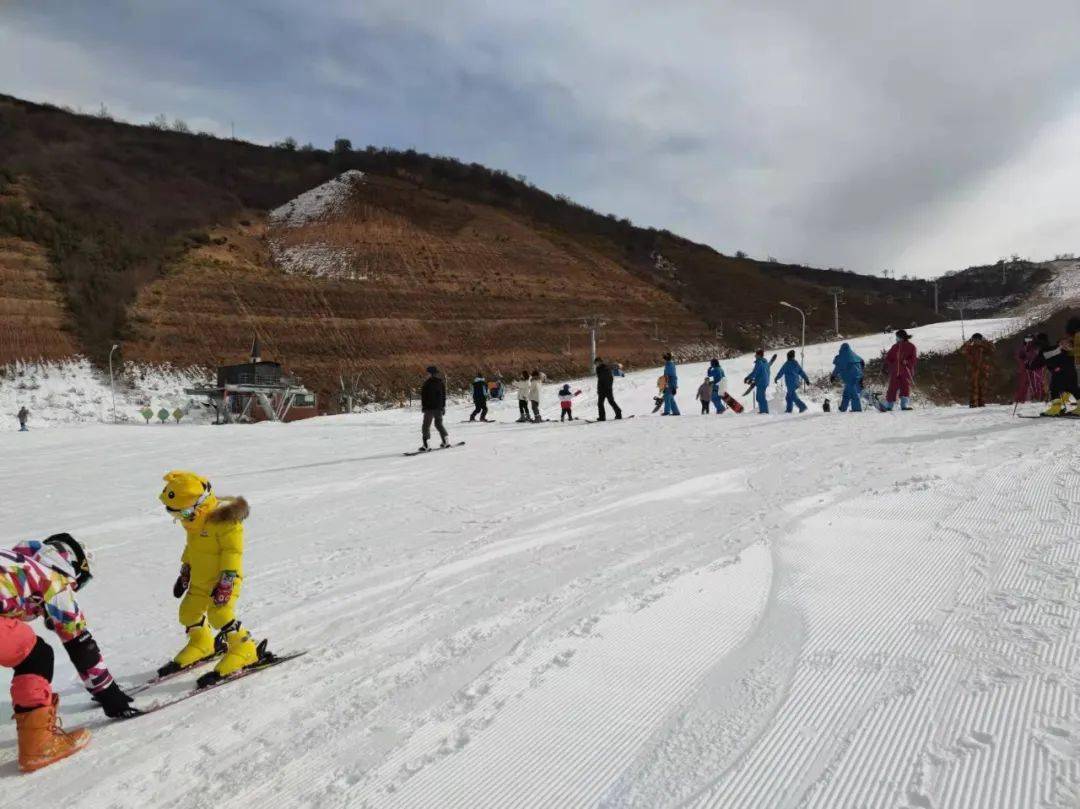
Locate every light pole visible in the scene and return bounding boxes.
[108,344,120,423]
[948,301,968,341]
[779,301,805,366]
[827,287,843,337]
[582,316,606,365]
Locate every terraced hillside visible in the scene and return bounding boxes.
[126,173,714,399]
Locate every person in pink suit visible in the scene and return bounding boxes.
[1014,335,1044,402]
[883,329,918,410]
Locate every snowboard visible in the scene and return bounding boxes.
[720,392,744,413]
[129,652,308,717]
[743,354,778,396]
[404,441,465,456]
[458,420,497,424]
[583,415,636,424]
[861,389,887,412]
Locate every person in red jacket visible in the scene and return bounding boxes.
[883,329,917,410]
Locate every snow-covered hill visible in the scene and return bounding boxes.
[2,317,1076,809]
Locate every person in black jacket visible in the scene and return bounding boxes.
[469,372,490,422]
[420,366,450,450]
[1027,332,1080,416]
[594,357,623,421]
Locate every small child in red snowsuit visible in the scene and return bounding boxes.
[558,384,580,421]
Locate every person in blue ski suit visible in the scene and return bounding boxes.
[831,343,864,412]
[707,358,727,413]
[775,351,810,413]
[662,352,681,415]
[747,350,771,413]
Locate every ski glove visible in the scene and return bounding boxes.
[211,571,238,606]
[93,682,141,719]
[173,563,191,599]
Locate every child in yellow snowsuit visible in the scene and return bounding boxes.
[158,471,264,687]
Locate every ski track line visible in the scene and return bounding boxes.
[361,542,773,808]
[690,445,1079,809]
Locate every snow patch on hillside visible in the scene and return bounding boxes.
[273,243,366,280]
[0,358,212,431]
[268,170,365,229]
[1022,260,1080,319]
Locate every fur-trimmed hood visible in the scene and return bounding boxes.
[205,496,250,524]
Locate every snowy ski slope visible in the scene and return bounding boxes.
[1,317,1078,809]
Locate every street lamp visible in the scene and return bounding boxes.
[108,344,120,423]
[779,301,805,366]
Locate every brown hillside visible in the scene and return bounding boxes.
[0,93,1056,407]
[127,176,714,400]
[0,236,77,363]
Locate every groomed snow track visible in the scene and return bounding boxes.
[0,318,1077,808]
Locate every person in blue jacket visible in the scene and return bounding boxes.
[748,349,771,413]
[662,352,681,415]
[775,350,811,413]
[468,372,490,422]
[831,343,864,412]
[707,358,727,413]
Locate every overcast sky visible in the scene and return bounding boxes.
[4,1,1080,277]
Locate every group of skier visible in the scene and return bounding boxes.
[432,316,1080,446]
[0,470,267,772]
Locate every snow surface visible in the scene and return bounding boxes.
[3,317,1078,809]
[0,359,211,432]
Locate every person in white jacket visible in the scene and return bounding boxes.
[528,371,546,422]
[516,370,531,422]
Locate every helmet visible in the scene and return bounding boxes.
[160,470,212,518]
[41,533,92,590]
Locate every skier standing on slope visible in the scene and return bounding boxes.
[594,358,623,421]
[558,383,580,421]
[1015,335,1043,403]
[1027,332,1080,416]
[962,333,993,408]
[707,359,727,413]
[516,370,531,422]
[17,406,29,431]
[468,372,489,422]
[831,343,864,412]
[747,350,771,413]
[661,352,681,416]
[775,350,811,413]
[417,367,451,449]
[529,370,546,422]
[0,534,139,771]
[158,471,270,688]
[697,377,712,414]
[883,329,917,411]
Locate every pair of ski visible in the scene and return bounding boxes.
[122,649,307,717]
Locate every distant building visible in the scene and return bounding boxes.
[186,337,317,423]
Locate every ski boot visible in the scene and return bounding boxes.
[15,694,91,772]
[157,617,220,677]
[1042,395,1071,417]
[197,622,261,689]
[439,439,451,448]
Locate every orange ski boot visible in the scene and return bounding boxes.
[15,694,91,772]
